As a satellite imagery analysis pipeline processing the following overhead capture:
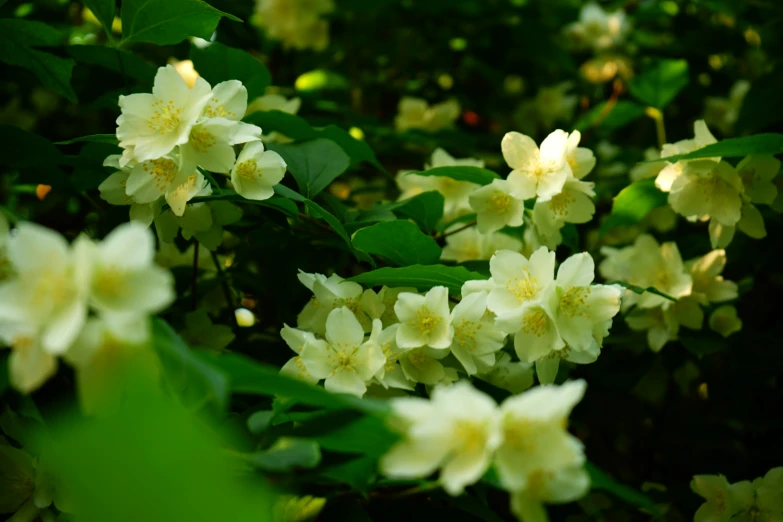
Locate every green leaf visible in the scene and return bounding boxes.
[247,410,274,434]
[268,139,350,198]
[0,125,63,168]
[83,0,116,36]
[320,456,377,492]
[659,133,783,162]
[151,319,229,413]
[305,199,373,264]
[587,462,663,517]
[574,100,646,134]
[391,191,445,234]
[56,134,119,145]
[249,438,321,471]
[628,59,689,109]
[195,351,389,415]
[0,20,76,102]
[67,45,156,84]
[610,281,678,303]
[599,179,667,236]
[679,330,729,356]
[348,264,487,295]
[292,410,399,456]
[318,125,384,170]
[413,166,499,186]
[244,111,316,141]
[189,42,270,99]
[120,0,241,46]
[353,220,441,266]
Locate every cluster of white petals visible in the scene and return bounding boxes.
[600,235,740,351]
[0,221,173,394]
[100,65,287,225]
[380,380,589,516]
[691,468,783,522]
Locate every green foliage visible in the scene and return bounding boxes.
[190,42,271,99]
[353,220,442,266]
[586,463,663,517]
[599,179,667,236]
[269,139,350,198]
[0,19,76,101]
[390,191,445,234]
[67,45,156,83]
[349,264,486,295]
[414,166,500,185]
[628,59,689,109]
[119,0,240,46]
[82,0,115,37]
[660,133,783,161]
[574,100,646,134]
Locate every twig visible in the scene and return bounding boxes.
[439,220,477,239]
[211,250,237,310]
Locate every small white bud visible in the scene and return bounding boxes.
[235,308,255,327]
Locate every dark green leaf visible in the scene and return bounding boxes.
[736,71,783,133]
[413,166,499,186]
[574,100,646,134]
[273,184,306,202]
[391,191,445,234]
[83,0,116,36]
[0,20,76,102]
[628,59,689,109]
[348,264,487,295]
[68,45,156,84]
[599,179,667,236]
[318,125,384,170]
[320,456,377,492]
[659,133,783,162]
[249,438,321,471]
[190,42,270,99]
[0,125,63,168]
[244,111,316,140]
[587,462,663,517]
[353,220,441,266]
[57,134,119,145]
[679,330,729,356]
[292,410,398,456]
[247,410,274,434]
[268,139,350,198]
[305,199,373,264]
[70,142,122,191]
[151,319,229,413]
[120,0,241,46]
[0,353,8,396]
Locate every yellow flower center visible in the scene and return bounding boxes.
[148,99,181,134]
[203,97,236,119]
[453,318,482,351]
[189,127,216,152]
[506,269,538,303]
[235,160,261,181]
[142,158,178,190]
[411,306,441,335]
[560,286,589,317]
[549,191,575,218]
[95,267,127,298]
[489,192,511,214]
[454,420,486,454]
[522,309,547,337]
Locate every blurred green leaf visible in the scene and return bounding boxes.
[391,191,445,234]
[245,111,315,140]
[67,45,155,84]
[120,0,240,46]
[318,125,384,170]
[295,69,349,91]
[292,410,398,456]
[679,330,729,356]
[628,59,689,109]
[736,71,783,133]
[353,220,442,266]
[190,42,271,100]
[82,0,115,37]
[599,179,667,236]
[414,166,499,185]
[247,410,274,434]
[56,134,120,145]
[348,264,487,295]
[249,438,321,471]
[0,19,76,102]
[574,100,646,134]
[659,134,783,162]
[268,139,350,198]
[587,462,663,517]
[0,125,63,168]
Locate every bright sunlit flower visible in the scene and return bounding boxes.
[669,160,744,227]
[394,286,453,350]
[230,141,287,201]
[486,247,555,322]
[125,154,210,217]
[299,307,385,397]
[531,176,596,249]
[655,120,718,192]
[380,381,501,495]
[503,130,571,202]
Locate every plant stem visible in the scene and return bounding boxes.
[645,107,667,150]
[440,220,477,238]
[211,250,237,310]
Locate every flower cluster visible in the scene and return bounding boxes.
[0,220,174,397]
[100,65,287,225]
[691,468,783,522]
[600,235,740,351]
[380,380,589,518]
[280,247,622,396]
[641,120,781,248]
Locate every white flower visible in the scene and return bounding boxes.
[625,298,703,352]
[669,160,744,226]
[299,307,385,397]
[394,286,453,350]
[565,130,596,180]
[394,97,460,132]
[448,292,506,375]
[255,0,333,51]
[380,381,501,495]
[469,179,524,234]
[630,148,666,182]
[495,380,588,502]
[531,176,596,248]
[297,271,367,335]
[737,155,780,205]
[565,2,629,52]
[125,154,210,217]
[486,247,556,324]
[709,305,742,338]
[396,148,483,220]
[77,223,174,332]
[230,141,287,201]
[247,93,302,142]
[655,120,718,192]
[441,227,522,263]
[279,324,319,385]
[503,130,571,202]
[0,324,56,394]
[688,250,738,305]
[0,223,89,355]
[98,155,161,226]
[116,65,212,163]
[369,323,415,390]
[476,352,534,395]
